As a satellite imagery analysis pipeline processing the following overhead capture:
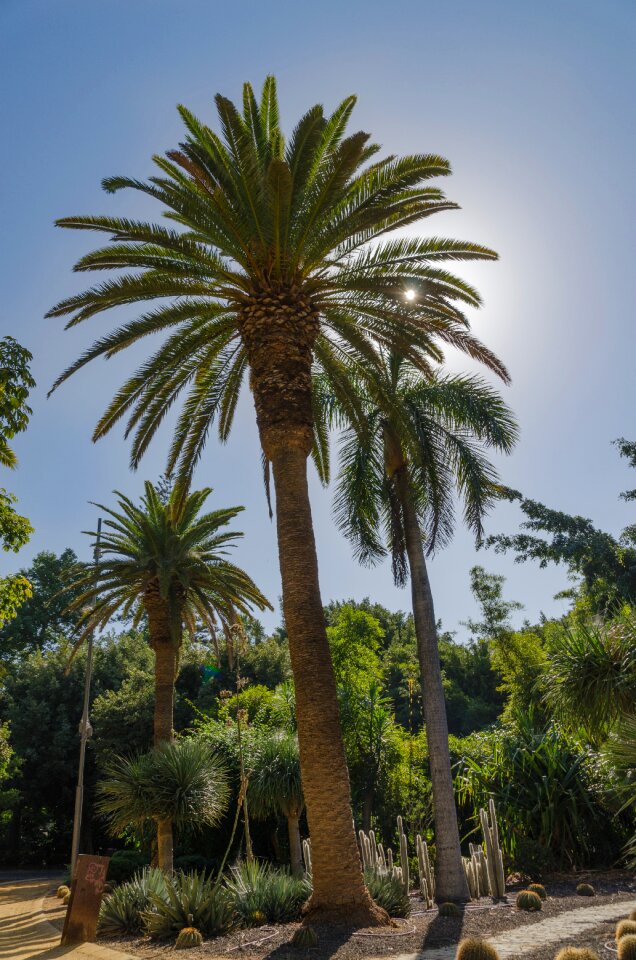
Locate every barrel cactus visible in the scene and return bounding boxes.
[516,890,542,912]
[176,926,204,949]
[618,936,636,960]
[56,885,70,899]
[528,883,547,901]
[456,937,500,960]
[576,883,595,897]
[439,902,462,918]
[617,922,636,943]
[555,948,599,960]
[292,925,318,948]
[63,892,71,905]
[630,911,636,922]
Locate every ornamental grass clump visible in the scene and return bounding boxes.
[456,937,500,960]
[554,948,599,960]
[528,883,547,900]
[618,936,636,960]
[439,902,462,917]
[617,922,636,942]
[516,890,542,912]
[99,868,168,936]
[225,861,310,926]
[143,872,235,940]
[576,883,595,897]
[364,869,410,918]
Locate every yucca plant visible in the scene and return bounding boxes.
[363,869,411,918]
[247,731,304,876]
[99,867,168,936]
[96,739,229,873]
[143,871,235,940]
[48,74,505,925]
[226,860,310,926]
[603,713,636,867]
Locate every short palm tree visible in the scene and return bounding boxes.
[248,730,304,877]
[48,76,506,923]
[68,482,269,867]
[96,739,229,871]
[326,352,517,900]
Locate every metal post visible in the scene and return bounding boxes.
[70,518,102,880]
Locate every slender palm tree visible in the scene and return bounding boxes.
[248,730,304,877]
[96,739,230,871]
[68,482,270,867]
[48,77,507,923]
[325,353,517,900]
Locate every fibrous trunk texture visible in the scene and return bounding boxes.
[287,811,304,879]
[242,289,388,925]
[395,468,469,902]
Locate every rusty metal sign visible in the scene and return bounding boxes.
[61,853,111,944]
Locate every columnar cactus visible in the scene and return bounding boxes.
[397,816,410,893]
[302,838,312,876]
[416,834,434,907]
[479,799,505,898]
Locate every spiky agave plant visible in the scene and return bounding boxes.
[48,75,506,924]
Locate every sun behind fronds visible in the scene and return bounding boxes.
[47,76,507,482]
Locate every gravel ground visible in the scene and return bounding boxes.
[44,870,636,960]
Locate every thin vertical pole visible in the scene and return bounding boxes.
[70,517,102,880]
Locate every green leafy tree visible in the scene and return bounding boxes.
[47,76,506,923]
[486,441,636,612]
[327,355,516,900]
[463,565,523,642]
[0,338,35,629]
[66,482,270,870]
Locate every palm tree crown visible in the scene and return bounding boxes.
[69,481,271,642]
[329,353,518,582]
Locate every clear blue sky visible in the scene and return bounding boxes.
[1,0,635,636]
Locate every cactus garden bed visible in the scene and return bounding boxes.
[43,870,636,960]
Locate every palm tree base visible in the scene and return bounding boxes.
[302,895,390,927]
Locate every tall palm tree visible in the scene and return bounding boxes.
[248,730,304,877]
[326,353,517,900]
[96,739,230,871]
[48,77,507,922]
[68,482,270,868]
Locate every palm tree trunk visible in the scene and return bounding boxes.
[145,589,178,872]
[395,469,469,902]
[269,444,387,925]
[287,811,304,878]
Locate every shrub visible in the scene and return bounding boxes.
[292,925,318,948]
[143,872,235,940]
[226,861,310,926]
[617,922,636,942]
[439,902,462,917]
[456,938,500,960]
[516,890,542,911]
[107,849,148,884]
[56,885,70,899]
[618,936,636,960]
[176,923,204,949]
[576,883,595,897]
[364,869,410,918]
[528,883,547,900]
[554,948,599,960]
[174,854,216,875]
[99,868,167,936]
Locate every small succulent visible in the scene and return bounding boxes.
[176,916,204,949]
[576,883,595,897]
[439,901,462,917]
[56,885,70,899]
[456,937,500,960]
[292,925,318,948]
[516,890,542,912]
[554,948,599,960]
[528,883,547,901]
[618,936,636,960]
[617,922,636,943]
